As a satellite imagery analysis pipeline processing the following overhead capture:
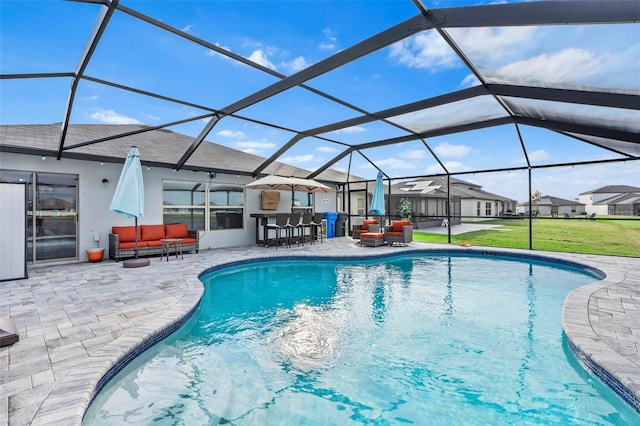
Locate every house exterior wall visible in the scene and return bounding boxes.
[461,198,496,222]
[0,152,337,262]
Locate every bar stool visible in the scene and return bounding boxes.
[311,212,325,243]
[266,213,292,248]
[300,212,314,244]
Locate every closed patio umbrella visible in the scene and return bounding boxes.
[109,146,150,268]
[370,170,385,217]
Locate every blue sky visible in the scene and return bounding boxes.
[1,0,638,202]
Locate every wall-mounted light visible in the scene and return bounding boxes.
[100,162,104,166]
[102,178,109,184]
[41,156,46,161]
[208,171,216,178]
[147,166,150,171]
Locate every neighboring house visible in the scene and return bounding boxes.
[0,124,342,264]
[345,176,515,228]
[578,185,640,216]
[517,195,586,217]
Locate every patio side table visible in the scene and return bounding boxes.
[160,238,183,261]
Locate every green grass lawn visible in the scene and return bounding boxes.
[413,217,640,257]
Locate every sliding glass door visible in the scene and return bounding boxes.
[0,170,78,263]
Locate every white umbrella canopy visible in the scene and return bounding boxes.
[244,175,335,212]
[244,175,334,193]
[109,146,149,268]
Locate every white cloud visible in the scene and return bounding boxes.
[235,140,275,150]
[281,56,309,73]
[460,73,479,88]
[247,49,277,70]
[218,129,246,138]
[318,42,335,50]
[489,48,601,85]
[425,163,446,174]
[401,149,429,159]
[441,161,471,172]
[280,154,315,164]
[181,24,193,33]
[452,27,538,61]
[320,28,338,50]
[387,31,459,71]
[362,157,418,170]
[316,146,338,153]
[434,142,472,158]
[89,108,141,125]
[81,95,99,101]
[512,149,551,164]
[330,126,367,134]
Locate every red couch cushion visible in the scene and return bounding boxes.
[141,224,166,241]
[112,226,139,243]
[392,220,412,232]
[361,219,378,232]
[165,223,189,239]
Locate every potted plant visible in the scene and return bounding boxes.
[86,239,104,262]
[399,198,412,221]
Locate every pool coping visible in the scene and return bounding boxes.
[7,243,637,424]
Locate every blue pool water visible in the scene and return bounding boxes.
[84,253,638,425]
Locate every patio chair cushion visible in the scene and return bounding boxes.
[361,219,378,231]
[391,220,412,232]
[166,223,189,239]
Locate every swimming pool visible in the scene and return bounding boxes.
[83,252,638,425]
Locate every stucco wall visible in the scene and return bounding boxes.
[0,152,337,262]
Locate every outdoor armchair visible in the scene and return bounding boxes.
[383,220,413,246]
[352,219,379,240]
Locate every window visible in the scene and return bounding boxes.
[485,202,492,216]
[357,197,365,216]
[477,201,481,216]
[163,181,243,230]
[209,184,244,230]
[292,191,313,213]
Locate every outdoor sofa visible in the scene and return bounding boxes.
[109,223,199,260]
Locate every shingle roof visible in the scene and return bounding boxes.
[579,185,640,195]
[519,195,584,207]
[0,123,351,183]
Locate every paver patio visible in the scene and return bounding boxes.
[1,238,639,425]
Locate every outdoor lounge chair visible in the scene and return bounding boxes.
[585,212,596,220]
[383,220,413,246]
[352,219,379,240]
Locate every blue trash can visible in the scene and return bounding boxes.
[323,212,338,238]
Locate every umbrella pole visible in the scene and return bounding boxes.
[134,217,139,259]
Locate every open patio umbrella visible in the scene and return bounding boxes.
[109,146,150,268]
[244,175,334,212]
[370,170,385,217]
